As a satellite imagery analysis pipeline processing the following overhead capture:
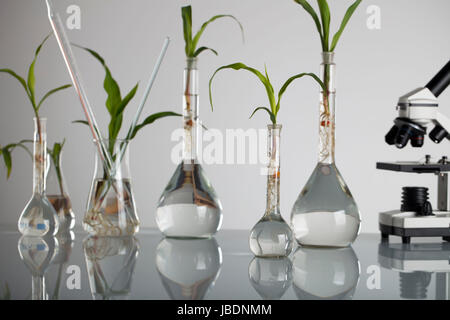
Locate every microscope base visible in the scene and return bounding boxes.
[379,210,450,243]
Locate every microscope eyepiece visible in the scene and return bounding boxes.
[429,125,449,143]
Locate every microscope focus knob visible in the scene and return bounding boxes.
[420,201,433,216]
[400,187,433,216]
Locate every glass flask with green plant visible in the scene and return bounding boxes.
[290,0,362,247]
[156,5,243,238]
[73,46,180,236]
[0,34,72,236]
[209,62,324,257]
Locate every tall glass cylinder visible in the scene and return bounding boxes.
[249,124,293,257]
[156,58,222,238]
[18,118,59,236]
[291,53,361,248]
[84,139,139,236]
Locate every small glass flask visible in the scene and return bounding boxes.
[291,52,361,247]
[83,139,140,236]
[46,144,75,234]
[156,58,222,238]
[249,124,293,257]
[18,118,59,236]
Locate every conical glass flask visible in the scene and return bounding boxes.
[248,257,292,300]
[291,52,361,247]
[249,124,293,257]
[155,237,222,300]
[18,235,58,300]
[84,139,140,236]
[18,118,59,236]
[156,58,222,238]
[46,144,75,234]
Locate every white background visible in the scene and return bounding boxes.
[0,0,449,233]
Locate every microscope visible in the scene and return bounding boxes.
[377,59,450,244]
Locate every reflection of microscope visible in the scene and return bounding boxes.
[378,60,450,243]
[378,241,450,299]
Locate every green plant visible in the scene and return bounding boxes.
[0,139,66,196]
[47,140,66,195]
[73,46,181,159]
[209,63,325,124]
[0,33,71,178]
[294,0,362,52]
[294,0,362,115]
[181,5,244,59]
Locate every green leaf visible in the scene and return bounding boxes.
[190,14,244,56]
[37,84,72,110]
[293,0,324,49]
[330,0,362,51]
[27,33,52,109]
[74,45,121,115]
[0,69,29,98]
[193,47,218,57]
[317,0,331,51]
[209,63,276,114]
[129,111,181,139]
[249,107,276,124]
[182,6,193,57]
[115,83,139,117]
[72,120,89,126]
[2,148,12,179]
[276,72,325,113]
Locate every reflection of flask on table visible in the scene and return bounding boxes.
[18,235,58,300]
[378,241,450,300]
[292,246,360,300]
[47,232,74,300]
[248,257,292,300]
[84,236,139,300]
[291,53,361,248]
[156,238,222,300]
[156,58,222,238]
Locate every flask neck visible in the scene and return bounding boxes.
[318,52,336,164]
[265,124,281,216]
[32,117,47,195]
[183,58,200,162]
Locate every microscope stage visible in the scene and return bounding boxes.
[379,210,450,243]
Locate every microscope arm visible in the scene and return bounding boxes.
[426,60,450,98]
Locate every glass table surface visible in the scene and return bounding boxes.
[0,227,449,300]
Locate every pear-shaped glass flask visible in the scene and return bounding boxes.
[156,58,222,238]
[46,141,75,234]
[18,118,59,236]
[249,124,293,257]
[291,53,361,247]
